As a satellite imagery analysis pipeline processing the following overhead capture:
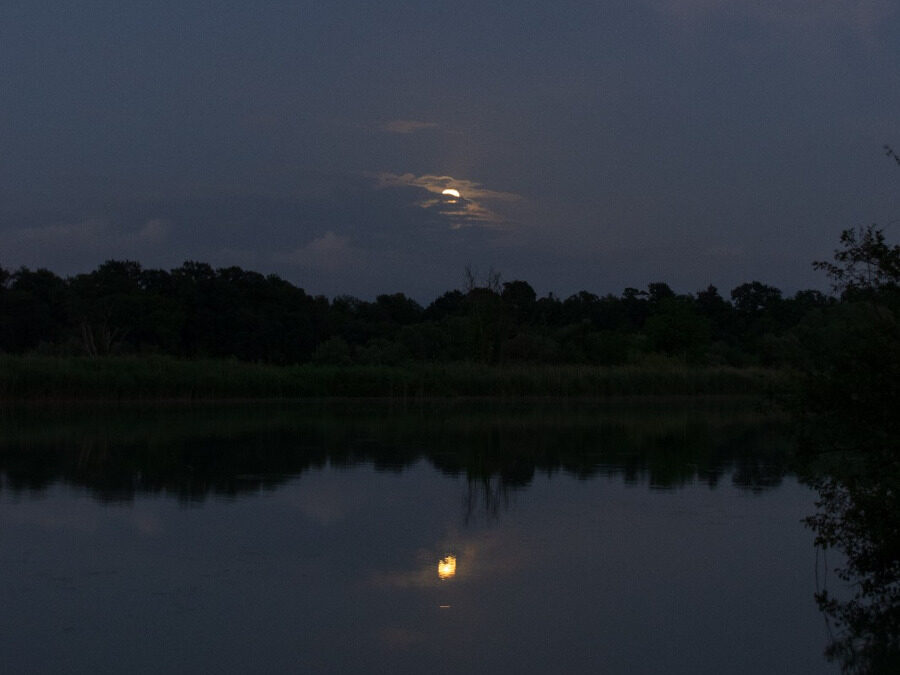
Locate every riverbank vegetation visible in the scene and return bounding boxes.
[0,226,894,404]
[1,258,831,368]
[0,245,835,400]
[0,355,783,400]
[0,253,816,398]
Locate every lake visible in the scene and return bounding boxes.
[0,399,837,673]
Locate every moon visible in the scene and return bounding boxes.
[441,188,461,199]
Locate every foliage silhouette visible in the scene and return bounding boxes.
[796,224,900,672]
[0,259,837,371]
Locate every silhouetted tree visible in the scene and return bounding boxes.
[69,261,147,355]
[731,281,783,315]
[0,257,832,368]
[0,267,68,353]
[620,287,649,330]
[647,282,676,304]
[424,290,466,321]
[814,225,900,298]
[795,225,900,671]
[501,280,537,324]
[644,297,710,362]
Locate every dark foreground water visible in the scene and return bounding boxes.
[0,400,836,673]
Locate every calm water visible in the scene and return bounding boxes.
[0,400,836,673]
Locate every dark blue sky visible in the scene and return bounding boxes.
[2,1,899,300]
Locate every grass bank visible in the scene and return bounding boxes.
[0,355,787,401]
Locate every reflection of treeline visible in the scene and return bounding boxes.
[0,259,832,367]
[804,466,900,674]
[0,401,789,502]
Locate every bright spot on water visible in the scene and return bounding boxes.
[438,555,457,580]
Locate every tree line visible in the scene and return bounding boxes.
[0,258,841,366]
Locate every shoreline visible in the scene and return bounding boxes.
[0,355,788,402]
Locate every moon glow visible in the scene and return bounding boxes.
[438,555,457,579]
[441,188,461,198]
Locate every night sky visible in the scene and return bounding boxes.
[2,1,899,301]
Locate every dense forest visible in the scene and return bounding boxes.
[0,258,836,367]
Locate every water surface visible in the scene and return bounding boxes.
[0,400,834,673]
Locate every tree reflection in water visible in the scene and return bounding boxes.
[804,456,900,674]
[464,475,517,524]
[0,400,788,504]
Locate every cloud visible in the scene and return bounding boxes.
[0,218,170,270]
[136,218,170,244]
[6,218,168,247]
[273,231,358,272]
[381,120,440,134]
[0,176,512,299]
[646,0,897,38]
[374,172,522,229]
[704,244,745,259]
[300,231,351,254]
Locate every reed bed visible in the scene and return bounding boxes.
[0,355,786,401]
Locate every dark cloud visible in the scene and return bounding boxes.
[381,120,440,134]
